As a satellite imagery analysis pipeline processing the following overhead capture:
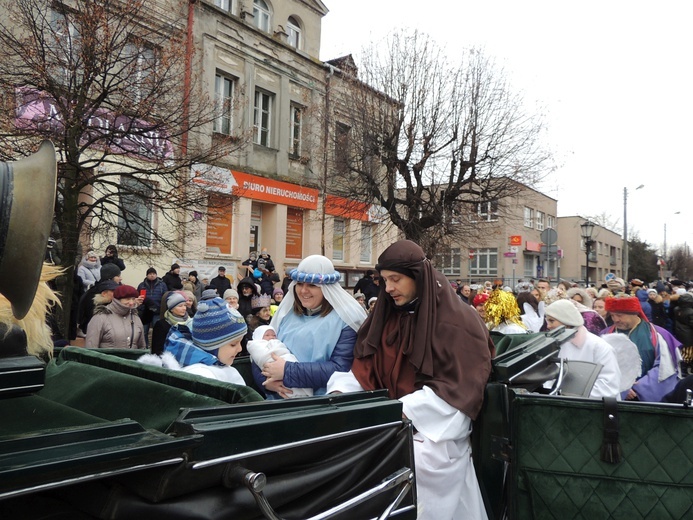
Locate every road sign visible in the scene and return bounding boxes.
[540,228,558,245]
[605,273,615,282]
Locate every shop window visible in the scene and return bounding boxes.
[206,193,233,255]
[286,207,303,259]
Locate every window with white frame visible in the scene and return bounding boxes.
[253,0,271,32]
[436,248,461,275]
[469,248,498,276]
[360,223,372,263]
[477,201,499,222]
[214,73,234,135]
[287,16,301,49]
[547,215,556,229]
[118,177,154,247]
[49,8,80,84]
[123,42,157,103]
[333,218,345,262]
[289,104,302,156]
[253,89,273,146]
[536,211,545,231]
[524,207,534,228]
[214,0,233,12]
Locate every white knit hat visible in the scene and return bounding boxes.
[545,299,584,327]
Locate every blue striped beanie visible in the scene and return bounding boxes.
[192,297,247,350]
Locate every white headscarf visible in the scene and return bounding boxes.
[270,255,367,333]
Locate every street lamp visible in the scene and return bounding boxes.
[581,220,595,287]
[623,184,644,280]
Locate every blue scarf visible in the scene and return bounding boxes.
[164,325,219,366]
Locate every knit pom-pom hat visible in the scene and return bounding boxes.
[192,297,247,349]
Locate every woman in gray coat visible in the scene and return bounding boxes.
[85,285,146,349]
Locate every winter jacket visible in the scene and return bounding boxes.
[237,276,259,319]
[209,275,232,296]
[85,297,146,349]
[281,276,292,296]
[189,279,204,300]
[673,293,693,346]
[163,271,183,291]
[137,277,168,315]
[152,312,192,356]
[100,255,126,271]
[284,325,356,388]
[353,276,379,301]
[77,257,101,290]
[254,255,276,296]
[77,279,116,333]
[649,299,669,330]
[636,289,653,321]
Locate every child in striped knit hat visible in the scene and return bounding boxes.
[159,296,248,384]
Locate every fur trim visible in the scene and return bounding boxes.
[136,352,182,371]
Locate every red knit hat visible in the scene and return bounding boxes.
[473,293,489,307]
[113,285,138,299]
[605,296,648,321]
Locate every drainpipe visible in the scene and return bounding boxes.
[182,0,197,157]
[320,65,336,255]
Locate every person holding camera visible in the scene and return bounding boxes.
[101,244,126,271]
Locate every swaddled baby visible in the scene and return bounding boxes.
[247,325,313,398]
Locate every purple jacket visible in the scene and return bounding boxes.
[581,309,607,336]
[600,322,680,402]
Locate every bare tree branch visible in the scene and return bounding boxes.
[328,31,554,257]
[0,0,251,333]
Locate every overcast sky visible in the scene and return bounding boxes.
[320,1,693,255]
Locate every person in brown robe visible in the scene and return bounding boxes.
[327,239,493,519]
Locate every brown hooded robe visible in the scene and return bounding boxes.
[352,240,493,420]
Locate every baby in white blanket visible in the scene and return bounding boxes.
[247,325,313,398]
